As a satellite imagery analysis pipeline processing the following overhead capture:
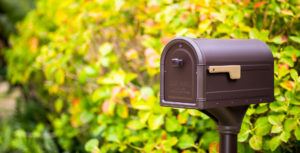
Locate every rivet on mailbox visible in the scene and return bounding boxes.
[160,37,274,153]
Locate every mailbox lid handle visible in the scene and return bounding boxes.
[208,65,241,79]
[171,58,184,67]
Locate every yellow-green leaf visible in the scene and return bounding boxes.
[249,135,262,151]
[148,114,164,130]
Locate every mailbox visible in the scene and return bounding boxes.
[160,37,274,109]
[160,37,274,153]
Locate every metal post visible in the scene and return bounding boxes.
[218,126,239,153]
[220,132,237,153]
[203,106,248,153]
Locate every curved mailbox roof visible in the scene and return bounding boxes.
[161,37,273,66]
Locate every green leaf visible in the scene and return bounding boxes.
[178,134,195,149]
[148,114,164,130]
[198,19,211,33]
[166,116,182,132]
[238,122,251,142]
[238,129,251,142]
[162,137,178,151]
[92,125,106,136]
[271,35,285,44]
[238,143,255,153]
[271,125,283,134]
[54,99,63,113]
[280,57,294,67]
[289,36,300,44]
[84,66,97,76]
[85,139,99,152]
[138,111,151,123]
[200,131,219,149]
[246,107,256,116]
[14,129,26,138]
[140,87,154,98]
[290,69,298,82]
[80,111,94,124]
[55,69,65,85]
[98,42,113,55]
[269,101,287,112]
[268,114,285,125]
[255,117,271,136]
[269,136,281,151]
[280,131,291,142]
[117,104,128,118]
[283,118,297,132]
[294,127,300,140]
[177,110,189,124]
[127,120,145,130]
[249,135,262,151]
[289,106,300,115]
[277,63,290,79]
[255,104,268,114]
[131,100,152,110]
[124,73,137,83]
[187,109,202,116]
[249,29,269,41]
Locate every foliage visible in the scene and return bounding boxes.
[0,118,58,153]
[4,0,300,152]
[0,0,35,78]
[0,0,35,39]
[0,77,57,153]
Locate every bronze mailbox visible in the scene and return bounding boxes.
[160,37,274,109]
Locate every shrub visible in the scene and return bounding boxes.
[0,0,34,77]
[5,0,300,152]
[0,0,35,40]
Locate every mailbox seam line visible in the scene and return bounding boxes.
[206,88,272,94]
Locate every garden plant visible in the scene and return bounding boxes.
[1,0,300,153]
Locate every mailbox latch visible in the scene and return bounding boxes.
[208,65,241,79]
[171,58,184,67]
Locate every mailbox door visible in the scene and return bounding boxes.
[163,42,197,103]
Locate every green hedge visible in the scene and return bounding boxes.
[5,0,300,152]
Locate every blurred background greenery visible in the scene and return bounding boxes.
[0,0,35,76]
[0,0,300,153]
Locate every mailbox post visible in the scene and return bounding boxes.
[160,37,274,153]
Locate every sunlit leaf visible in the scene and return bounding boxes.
[55,69,65,85]
[289,36,300,44]
[255,117,271,136]
[268,114,285,125]
[269,136,281,151]
[166,116,182,132]
[294,127,300,140]
[280,131,290,143]
[178,134,195,149]
[148,114,164,130]
[249,135,262,150]
[85,139,99,152]
[283,118,297,132]
[127,120,145,130]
